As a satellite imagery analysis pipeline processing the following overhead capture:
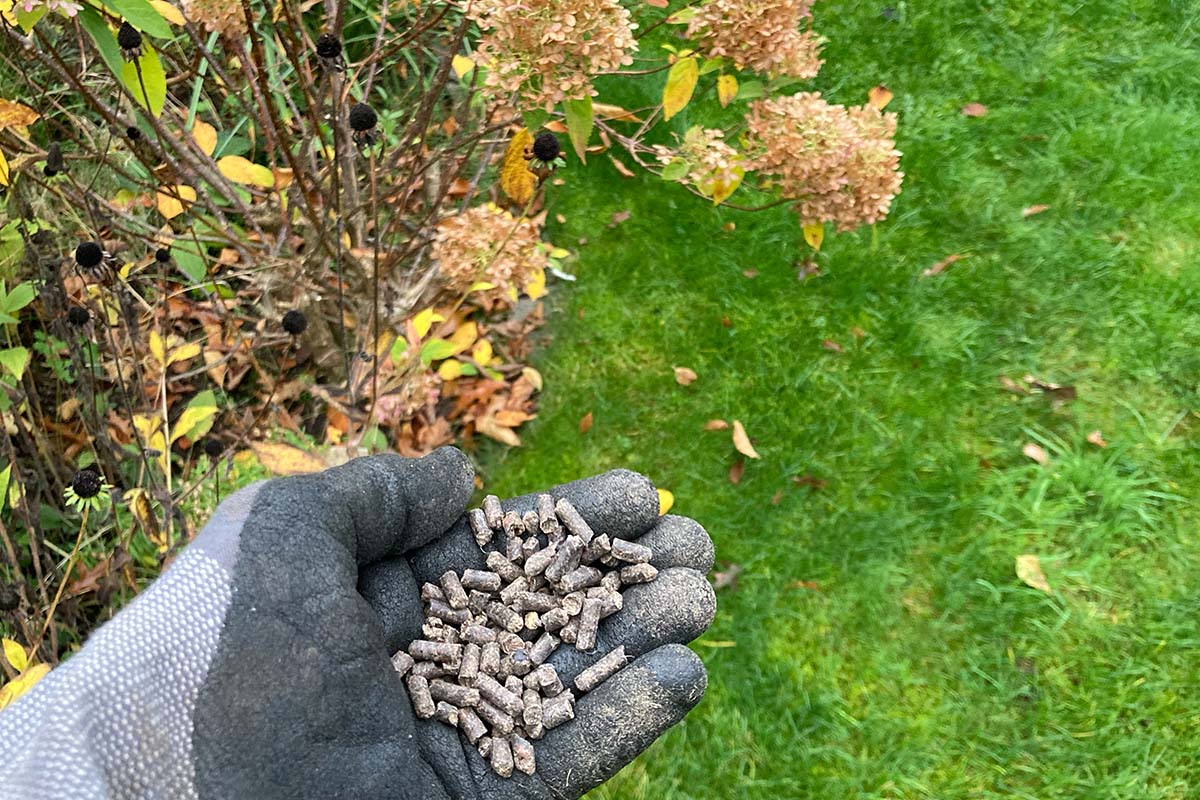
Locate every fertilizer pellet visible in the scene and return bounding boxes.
[399,491,662,778]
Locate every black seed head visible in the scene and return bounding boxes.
[155,247,171,263]
[316,32,342,59]
[533,132,561,163]
[0,583,18,612]
[282,309,308,335]
[117,22,142,52]
[203,438,223,458]
[44,142,63,177]
[71,469,103,499]
[43,165,58,178]
[126,126,141,140]
[66,306,90,326]
[74,241,104,269]
[349,102,377,132]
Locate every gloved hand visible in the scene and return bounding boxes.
[0,447,716,799]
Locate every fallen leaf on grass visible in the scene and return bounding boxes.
[797,260,821,280]
[674,366,698,386]
[579,411,594,434]
[999,375,1027,394]
[792,473,828,490]
[921,253,964,278]
[1022,443,1050,465]
[657,488,674,515]
[1022,204,1051,217]
[728,459,744,484]
[961,102,988,117]
[607,210,631,228]
[704,419,729,431]
[1016,554,1052,593]
[868,84,893,111]
[696,640,737,648]
[1086,430,1108,448]
[1023,375,1076,405]
[710,561,742,590]
[249,442,327,475]
[742,269,759,279]
[608,155,636,178]
[788,579,821,591]
[821,339,843,353]
[771,489,783,505]
[732,420,761,459]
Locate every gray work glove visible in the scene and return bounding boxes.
[0,447,716,799]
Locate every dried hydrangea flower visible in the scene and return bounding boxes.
[686,0,824,79]
[431,204,548,297]
[743,92,903,231]
[653,127,746,204]
[183,0,247,40]
[468,0,637,111]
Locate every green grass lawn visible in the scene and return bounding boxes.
[476,1,1200,797]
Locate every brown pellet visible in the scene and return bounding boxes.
[600,570,623,593]
[521,535,540,562]
[554,497,595,545]
[490,734,514,778]
[461,569,502,592]
[504,675,525,697]
[482,495,504,529]
[523,542,558,577]
[496,630,526,655]
[610,537,653,564]
[477,736,492,759]
[486,601,524,634]
[480,642,501,675]
[406,675,436,719]
[576,598,603,651]
[410,661,447,679]
[440,570,469,610]
[582,533,612,565]
[474,673,524,717]
[476,699,514,735]
[620,563,659,584]
[544,536,584,582]
[536,493,557,533]
[529,632,559,666]
[560,591,585,617]
[390,650,415,678]
[505,535,524,563]
[542,691,575,730]
[486,551,523,583]
[459,643,481,684]
[508,649,533,677]
[522,510,540,535]
[409,640,463,664]
[503,510,526,538]
[421,582,446,603]
[559,616,580,644]
[511,734,536,775]
[541,607,570,632]
[522,689,545,739]
[429,679,480,708]
[458,707,487,744]
[558,565,602,594]
[574,645,628,693]
[467,590,491,614]
[499,576,529,605]
[524,611,541,631]
[428,599,471,626]
[591,588,623,618]
[469,508,493,547]
[461,625,496,645]
[514,591,558,613]
[532,664,565,696]
[434,700,459,726]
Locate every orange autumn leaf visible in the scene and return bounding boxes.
[674,366,698,386]
[579,411,594,434]
[704,419,729,431]
[731,420,760,459]
[867,84,893,111]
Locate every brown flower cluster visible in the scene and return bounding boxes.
[182,0,246,39]
[432,204,548,296]
[744,92,902,231]
[654,127,746,204]
[686,0,823,79]
[469,0,637,111]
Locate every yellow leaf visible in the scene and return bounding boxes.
[132,413,162,444]
[662,56,699,121]
[731,419,761,459]
[593,103,644,123]
[438,359,464,380]
[157,185,196,219]
[448,320,477,354]
[1016,554,1052,594]
[171,393,217,444]
[149,0,185,25]
[412,308,445,339]
[217,155,275,188]
[192,120,217,157]
[696,640,737,648]
[468,281,496,292]
[868,84,894,111]
[0,663,50,710]
[167,340,202,366]
[0,148,8,187]
[148,431,168,475]
[451,54,475,78]
[500,129,537,206]
[717,74,738,108]
[506,285,518,303]
[657,488,674,515]
[803,221,824,251]
[2,638,27,672]
[471,338,493,365]
[524,267,547,300]
[249,442,327,475]
[148,330,167,366]
[0,98,39,130]
[706,167,743,206]
[477,414,522,447]
[521,366,543,391]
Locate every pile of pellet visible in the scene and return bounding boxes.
[390,494,658,778]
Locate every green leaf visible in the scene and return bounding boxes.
[15,5,48,33]
[389,337,408,363]
[698,57,727,76]
[78,8,126,79]
[171,389,217,444]
[122,45,167,118]
[735,80,765,101]
[660,159,689,182]
[172,246,207,284]
[662,57,699,121]
[0,347,29,380]
[0,222,23,281]
[2,282,35,315]
[98,0,173,39]
[521,108,550,132]
[563,97,593,164]
[420,338,458,365]
[0,463,10,512]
